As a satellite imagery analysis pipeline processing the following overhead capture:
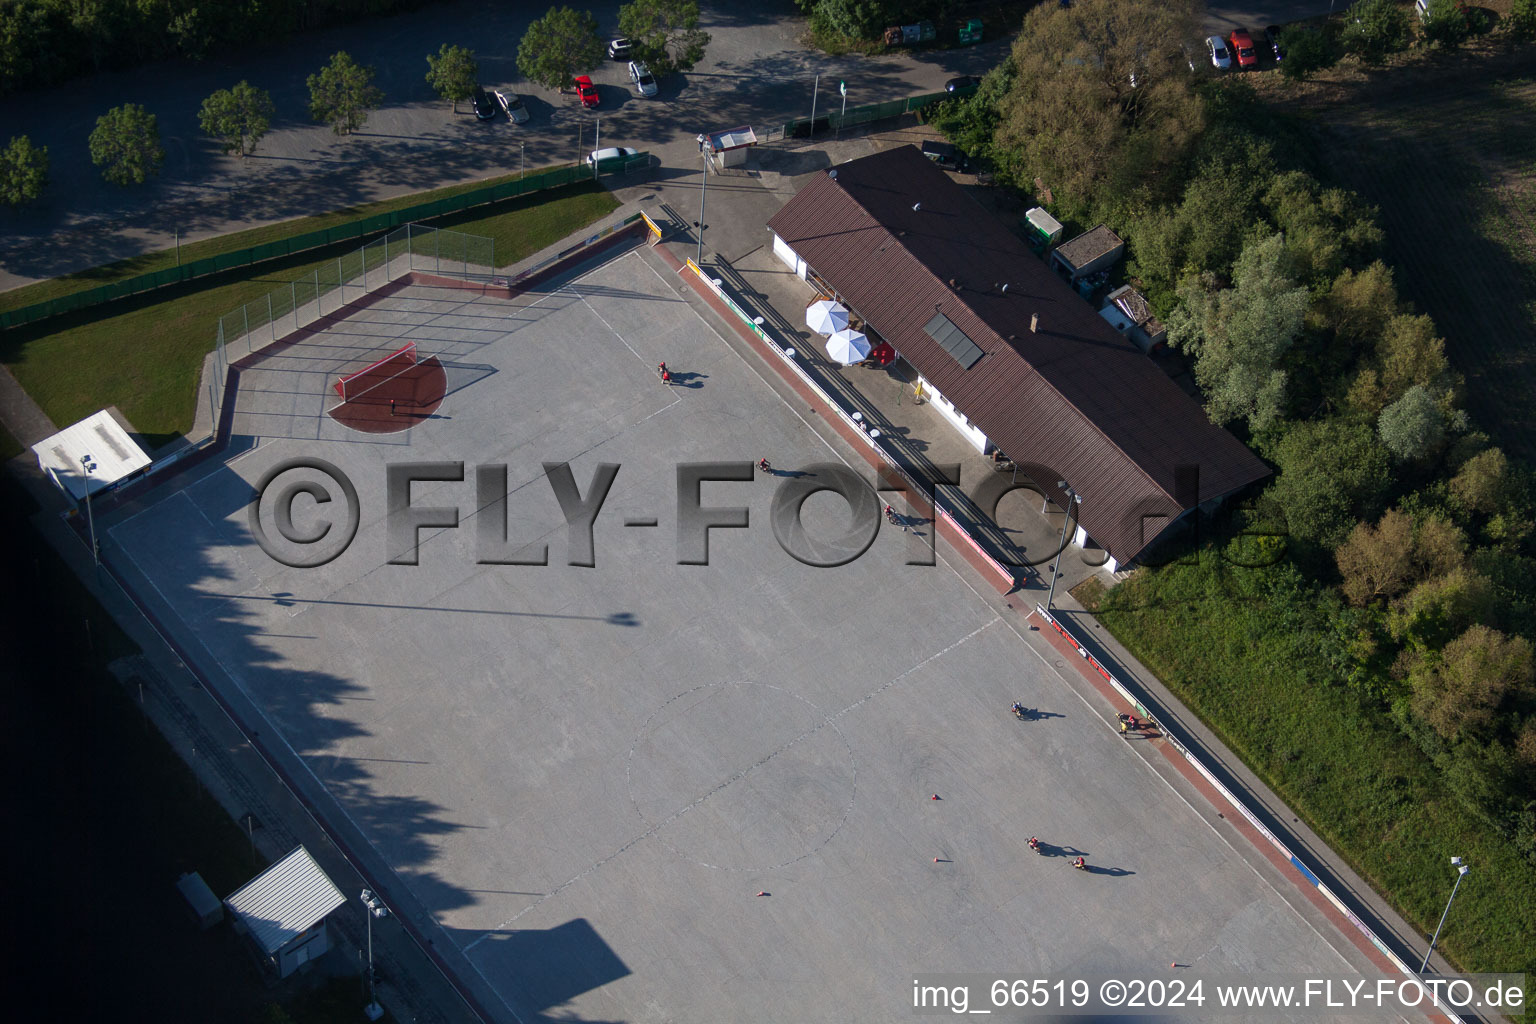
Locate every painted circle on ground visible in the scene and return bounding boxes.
[626,681,858,872]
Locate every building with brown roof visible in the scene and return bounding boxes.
[766,145,1269,570]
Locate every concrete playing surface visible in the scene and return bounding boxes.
[108,251,1375,1022]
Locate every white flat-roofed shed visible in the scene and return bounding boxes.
[707,125,757,167]
[31,409,150,501]
[225,846,346,977]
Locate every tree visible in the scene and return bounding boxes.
[1511,0,1536,41]
[307,51,383,135]
[517,7,603,93]
[1450,448,1508,514]
[811,0,893,39]
[1421,0,1472,47]
[1262,172,1382,287]
[1277,25,1340,81]
[425,44,478,114]
[88,103,164,186]
[1166,233,1311,433]
[1345,313,1455,418]
[198,81,274,158]
[1389,565,1496,649]
[1409,625,1534,742]
[619,0,711,76]
[1313,262,1398,345]
[1335,509,1414,606]
[0,134,48,206]
[1266,418,1391,547]
[1378,385,1445,461]
[1340,0,1410,61]
[996,0,1205,218]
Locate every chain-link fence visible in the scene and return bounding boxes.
[208,224,493,429]
[763,91,951,142]
[1,160,631,331]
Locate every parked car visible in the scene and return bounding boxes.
[1205,35,1232,70]
[607,37,631,60]
[1264,25,1285,61]
[574,75,599,109]
[586,146,640,168]
[1228,29,1258,69]
[495,90,529,124]
[921,139,968,172]
[629,60,658,97]
[944,75,980,92]
[471,86,497,120]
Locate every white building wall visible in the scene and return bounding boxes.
[919,375,989,452]
[771,233,807,279]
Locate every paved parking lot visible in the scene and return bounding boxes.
[96,250,1381,1022]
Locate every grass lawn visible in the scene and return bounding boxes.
[0,474,390,1023]
[1084,554,1536,998]
[0,182,619,448]
[0,164,583,315]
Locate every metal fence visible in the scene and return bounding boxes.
[1,159,641,331]
[207,223,494,430]
[763,90,953,142]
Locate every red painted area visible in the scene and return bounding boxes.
[328,356,447,434]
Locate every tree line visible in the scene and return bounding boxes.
[932,0,1535,863]
[1,1,709,206]
[0,0,438,99]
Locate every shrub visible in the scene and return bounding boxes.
[1340,0,1410,60]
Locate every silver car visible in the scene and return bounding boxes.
[495,90,529,124]
[628,61,658,98]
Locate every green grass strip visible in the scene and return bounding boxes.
[0,166,586,315]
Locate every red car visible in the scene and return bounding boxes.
[574,75,599,108]
[1228,29,1258,69]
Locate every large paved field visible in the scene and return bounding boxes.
[106,251,1374,1022]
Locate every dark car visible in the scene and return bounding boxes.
[1264,25,1285,61]
[921,139,968,172]
[471,86,497,120]
[945,75,981,92]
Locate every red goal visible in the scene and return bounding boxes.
[333,342,418,402]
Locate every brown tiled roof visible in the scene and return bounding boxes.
[767,145,1269,563]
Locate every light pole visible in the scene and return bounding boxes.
[361,888,389,1020]
[1420,857,1469,972]
[519,141,524,179]
[836,79,847,140]
[695,133,708,266]
[1044,480,1080,611]
[80,454,99,565]
[809,74,820,140]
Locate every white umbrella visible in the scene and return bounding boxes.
[825,328,871,365]
[806,298,849,335]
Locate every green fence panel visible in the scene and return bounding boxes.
[4,155,654,334]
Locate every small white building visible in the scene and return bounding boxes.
[225,846,347,978]
[706,125,758,168]
[31,409,150,502]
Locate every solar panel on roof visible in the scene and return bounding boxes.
[924,311,984,369]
